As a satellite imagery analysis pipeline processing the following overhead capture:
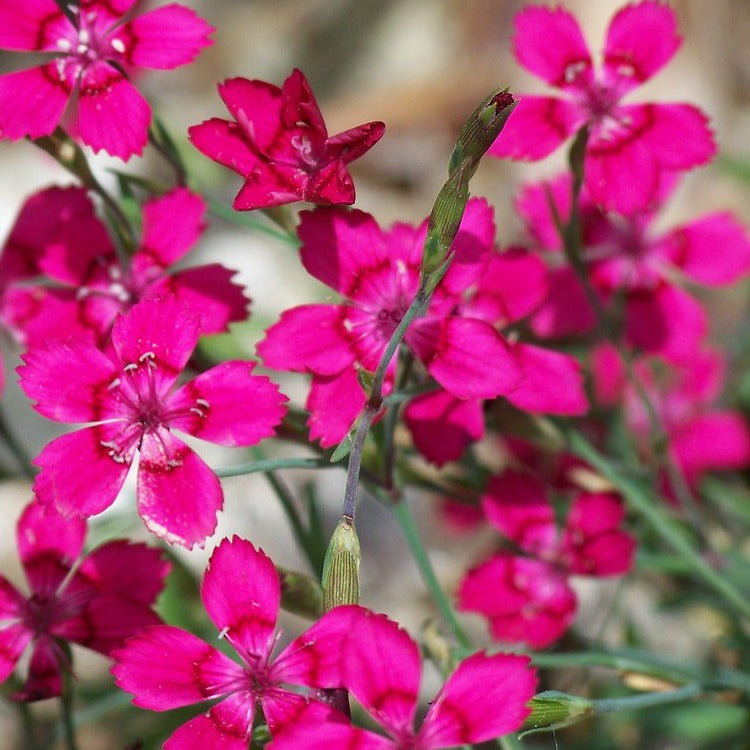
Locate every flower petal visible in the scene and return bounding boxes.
[113,4,213,69]
[0,63,71,140]
[506,343,589,416]
[307,368,366,448]
[0,621,31,685]
[167,360,286,446]
[411,317,521,399]
[200,538,279,660]
[0,0,67,50]
[603,0,680,92]
[111,624,245,709]
[188,118,259,176]
[404,390,484,466]
[16,501,86,570]
[489,95,585,160]
[217,76,283,153]
[18,340,117,422]
[136,432,222,548]
[33,425,132,519]
[420,652,536,746]
[110,295,199,376]
[257,304,354,375]
[74,62,151,159]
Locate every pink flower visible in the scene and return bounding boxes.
[267,605,537,749]
[258,198,522,448]
[592,344,750,490]
[188,68,385,209]
[7,185,248,348]
[518,173,750,360]
[458,470,635,648]
[404,246,588,465]
[0,0,213,159]
[491,2,715,213]
[0,501,168,701]
[18,295,287,548]
[112,537,362,747]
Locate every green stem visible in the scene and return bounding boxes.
[391,495,471,649]
[214,455,337,478]
[208,199,298,246]
[59,678,79,750]
[592,683,703,714]
[566,428,750,622]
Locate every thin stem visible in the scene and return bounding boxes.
[207,199,298,245]
[566,428,750,622]
[592,683,703,714]
[214,455,337,478]
[390,494,471,649]
[59,678,79,750]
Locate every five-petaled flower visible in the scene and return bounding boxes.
[267,604,537,749]
[490,1,715,213]
[0,501,169,701]
[0,0,213,159]
[112,537,362,747]
[18,295,287,548]
[188,68,385,210]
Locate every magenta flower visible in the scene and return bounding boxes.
[458,470,635,648]
[404,246,588,465]
[592,344,750,491]
[490,2,715,213]
[258,198,522,448]
[7,185,248,348]
[0,0,213,159]
[0,501,168,701]
[518,172,750,360]
[112,537,362,747]
[18,295,287,548]
[188,68,385,210]
[267,605,537,749]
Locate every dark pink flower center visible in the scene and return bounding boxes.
[55,9,123,68]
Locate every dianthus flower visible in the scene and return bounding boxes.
[458,469,635,648]
[18,295,287,548]
[517,173,750,360]
[491,2,715,213]
[592,344,750,491]
[258,198,522,448]
[188,68,385,209]
[0,0,213,159]
[5,185,248,348]
[0,501,168,701]
[267,605,537,749]
[404,246,588,465]
[112,537,364,747]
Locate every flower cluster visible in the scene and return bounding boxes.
[0,1,748,748]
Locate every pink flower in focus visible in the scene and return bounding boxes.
[404,245,589,465]
[458,470,635,648]
[8,185,248,347]
[258,199,522,448]
[0,0,213,159]
[18,295,287,548]
[112,538,364,747]
[518,173,750,360]
[491,2,715,213]
[267,605,536,750]
[188,68,385,209]
[0,501,168,701]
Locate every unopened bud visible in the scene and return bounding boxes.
[521,690,595,738]
[421,88,516,277]
[321,515,361,610]
[277,566,324,619]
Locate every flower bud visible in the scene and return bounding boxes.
[277,566,324,619]
[521,690,595,738]
[321,515,361,610]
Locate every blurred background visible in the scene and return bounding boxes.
[1,1,750,747]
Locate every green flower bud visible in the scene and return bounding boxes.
[321,515,361,610]
[277,566,324,619]
[521,690,595,738]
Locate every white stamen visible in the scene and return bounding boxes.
[57,38,72,51]
[108,377,121,390]
[111,38,125,54]
[218,626,230,640]
[196,398,210,409]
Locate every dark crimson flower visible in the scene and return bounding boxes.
[0,502,168,701]
[188,68,385,209]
